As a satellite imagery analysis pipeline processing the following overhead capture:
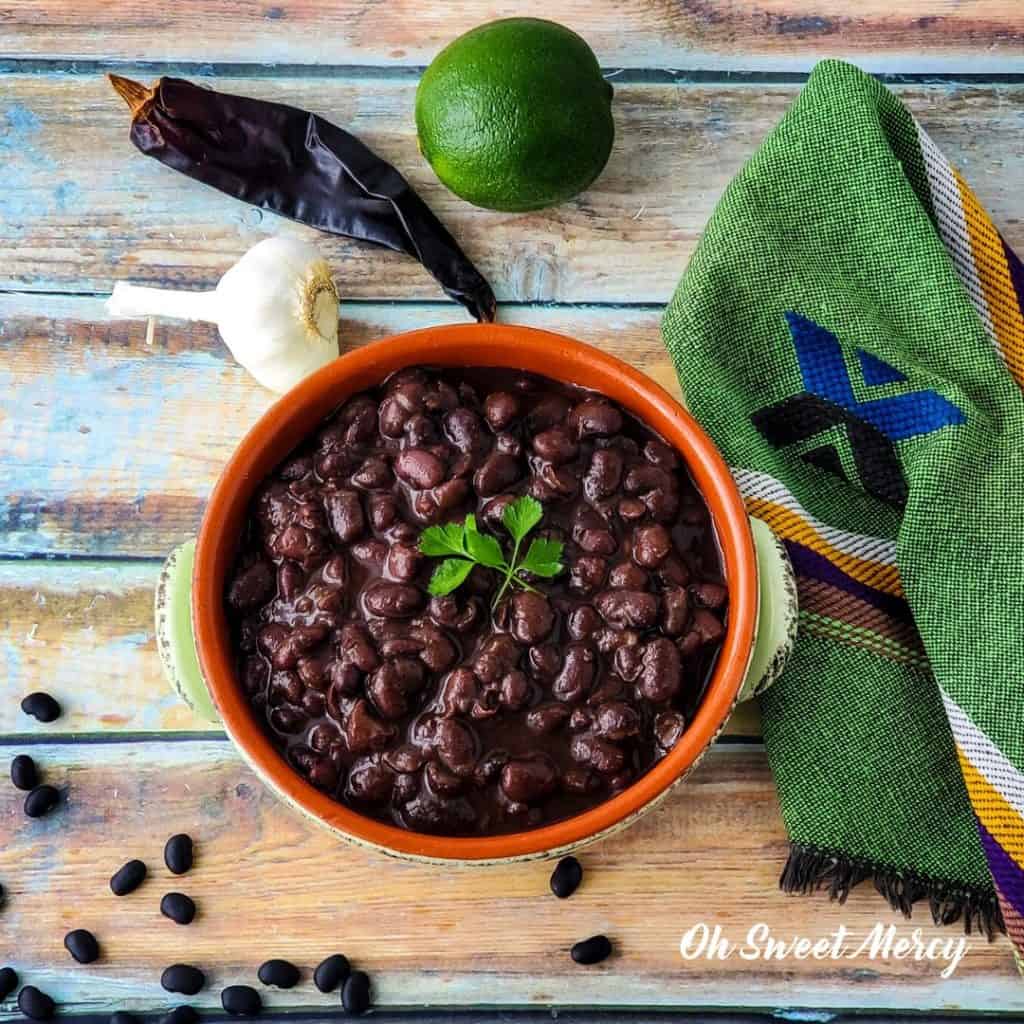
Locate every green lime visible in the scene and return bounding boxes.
[415,18,614,212]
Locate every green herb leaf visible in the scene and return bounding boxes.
[501,495,544,544]
[463,514,506,569]
[520,536,565,578]
[420,495,562,606]
[426,557,475,596]
[419,522,467,558]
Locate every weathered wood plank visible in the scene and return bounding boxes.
[0,1017,906,1024]
[0,561,202,735]
[2,77,1022,302]
[0,741,1015,1016]
[0,0,1022,72]
[0,560,762,738]
[0,296,682,557]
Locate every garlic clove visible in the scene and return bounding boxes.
[104,235,341,394]
[215,237,340,393]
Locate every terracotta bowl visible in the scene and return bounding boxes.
[192,323,759,863]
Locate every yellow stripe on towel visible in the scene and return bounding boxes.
[744,496,904,597]
[955,171,1024,388]
[958,748,1024,867]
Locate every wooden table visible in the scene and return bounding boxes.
[1,2,1022,1018]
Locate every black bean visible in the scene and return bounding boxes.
[313,953,351,993]
[221,986,262,1017]
[483,391,520,430]
[341,970,371,1015]
[20,692,61,723]
[164,834,194,875]
[570,934,612,965]
[161,965,206,995]
[500,755,557,803]
[394,448,445,489]
[362,581,424,619]
[0,966,17,1000]
[110,859,147,896]
[18,986,55,1021]
[549,856,583,899]
[24,784,60,818]
[257,959,300,989]
[161,892,196,925]
[65,927,100,964]
[10,754,38,791]
[110,1012,141,1024]
[160,1007,198,1024]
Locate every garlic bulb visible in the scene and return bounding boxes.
[106,236,340,393]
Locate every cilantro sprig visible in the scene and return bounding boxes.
[418,495,564,606]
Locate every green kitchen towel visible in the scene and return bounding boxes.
[662,60,1024,955]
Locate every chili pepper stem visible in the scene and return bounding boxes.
[106,283,222,324]
[108,74,154,117]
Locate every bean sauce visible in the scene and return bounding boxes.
[225,367,728,836]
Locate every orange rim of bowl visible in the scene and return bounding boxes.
[194,324,757,860]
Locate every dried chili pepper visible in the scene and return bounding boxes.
[109,75,496,322]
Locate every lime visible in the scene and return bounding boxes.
[415,18,614,212]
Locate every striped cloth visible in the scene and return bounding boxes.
[916,127,1024,386]
[913,121,1024,959]
[662,60,1024,965]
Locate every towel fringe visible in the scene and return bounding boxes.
[780,842,1004,939]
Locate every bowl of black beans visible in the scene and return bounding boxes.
[183,324,765,862]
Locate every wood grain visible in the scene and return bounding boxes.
[2,77,1022,302]
[0,0,1022,71]
[0,561,204,735]
[0,741,1015,1016]
[0,295,681,557]
[0,560,762,738]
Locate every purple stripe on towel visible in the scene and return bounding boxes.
[978,819,1024,921]
[783,539,914,623]
[1002,235,1024,324]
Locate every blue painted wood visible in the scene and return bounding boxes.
[0,75,1021,303]
[11,1013,928,1023]
[0,294,670,557]
[1,0,1023,72]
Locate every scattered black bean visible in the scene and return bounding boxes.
[161,965,206,996]
[0,881,4,908]
[221,985,262,1017]
[11,754,38,791]
[110,1012,141,1024]
[313,953,350,993]
[20,692,61,723]
[0,966,17,1000]
[18,985,55,1021]
[570,934,612,965]
[257,959,299,989]
[549,856,583,899]
[110,859,147,896]
[160,1006,198,1024]
[164,834,194,875]
[341,971,371,1015]
[161,892,196,925]
[24,784,60,818]
[65,928,101,964]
